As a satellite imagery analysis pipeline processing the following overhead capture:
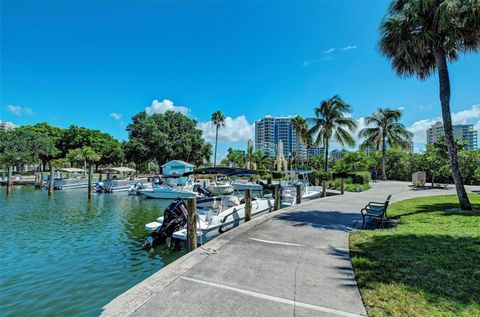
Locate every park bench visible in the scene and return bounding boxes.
[360,195,391,228]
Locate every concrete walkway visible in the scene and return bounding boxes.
[102,181,479,317]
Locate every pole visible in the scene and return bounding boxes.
[48,163,54,197]
[6,165,12,195]
[88,164,93,199]
[40,171,44,190]
[244,189,252,222]
[296,184,301,205]
[322,181,327,198]
[273,184,280,211]
[341,178,344,195]
[187,198,197,252]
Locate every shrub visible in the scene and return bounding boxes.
[271,171,284,180]
[347,171,371,184]
[345,183,370,192]
[307,171,332,185]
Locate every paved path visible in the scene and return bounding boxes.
[102,181,479,317]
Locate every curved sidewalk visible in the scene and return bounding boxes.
[102,181,479,317]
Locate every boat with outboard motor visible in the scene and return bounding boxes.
[143,167,274,248]
[137,174,201,199]
[94,167,145,193]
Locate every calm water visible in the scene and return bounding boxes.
[0,186,184,317]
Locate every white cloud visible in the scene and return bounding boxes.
[474,121,480,132]
[145,99,190,115]
[199,115,254,143]
[451,104,480,124]
[303,44,358,67]
[110,112,122,120]
[340,45,357,51]
[6,105,34,116]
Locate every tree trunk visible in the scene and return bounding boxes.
[435,47,472,210]
[6,165,12,195]
[382,133,387,180]
[214,125,219,167]
[83,160,87,178]
[324,140,329,172]
[431,171,436,188]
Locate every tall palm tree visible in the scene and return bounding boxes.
[211,110,225,167]
[308,95,358,171]
[291,115,309,167]
[378,0,478,209]
[253,150,269,170]
[359,108,413,180]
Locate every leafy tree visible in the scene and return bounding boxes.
[66,147,101,175]
[308,95,357,171]
[379,0,479,209]
[127,110,212,167]
[0,129,38,170]
[123,140,150,171]
[222,148,245,168]
[333,152,373,173]
[359,108,413,180]
[458,149,480,185]
[424,141,451,187]
[211,110,225,167]
[18,122,63,170]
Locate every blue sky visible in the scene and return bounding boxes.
[1,1,479,161]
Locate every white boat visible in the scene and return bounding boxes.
[207,181,234,195]
[95,167,145,193]
[139,185,199,199]
[171,195,274,243]
[232,180,263,191]
[280,170,322,207]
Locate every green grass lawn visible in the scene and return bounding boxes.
[349,195,480,317]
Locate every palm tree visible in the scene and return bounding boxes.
[291,115,309,167]
[253,150,269,170]
[378,0,478,209]
[359,108,413,180]
[211,110,225,167]
[308,95,358,171]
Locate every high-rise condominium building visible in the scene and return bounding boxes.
[426,122,478,150]
[0,120,17,131]
[255,115,306,158]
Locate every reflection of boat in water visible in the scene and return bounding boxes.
[143,167,272,248]
[94,167,146,193]
[281,170,322,207]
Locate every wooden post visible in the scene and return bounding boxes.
[341,178,344,195]
[6,165,12,195]
[296,184,301,204]
[48,163,54,196]
[273,184,280,211]
[322,181,327,198]
[88,164,93,199]
[244,189,252,222]
[187,198,197,252]
[315,178,319,186]
[40,171,44,190]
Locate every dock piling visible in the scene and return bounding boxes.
[6,165,12,195]
[187,198,197,252]
[48,164,54,197]
[341,178,344,195]
[322,181,327,198]
[244,189,252,222]
[88,165,93,199]
[296,184,301,204]
[273,184,280,211]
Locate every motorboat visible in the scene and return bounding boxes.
[138,175,200,199]
[231,179,263,191]
[94,167,146,193]
[281,170,322,207]
[143,167,271,248]
[207,181,234,195]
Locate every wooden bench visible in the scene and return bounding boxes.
[360,195,391,228]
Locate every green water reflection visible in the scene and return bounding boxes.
[0,186,184,316]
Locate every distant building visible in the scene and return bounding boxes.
[330,149,349,161]
[426,122,478,150]
[255,115,305,158]
[0,120,17,131]
[307,146,324,157]
[161,160,194,186]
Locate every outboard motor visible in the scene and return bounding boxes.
[129,182,144,195]
[193,184,213,197]
[143,199,189,249]
[94,181,105,193]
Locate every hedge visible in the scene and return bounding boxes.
[346,171,371,185]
